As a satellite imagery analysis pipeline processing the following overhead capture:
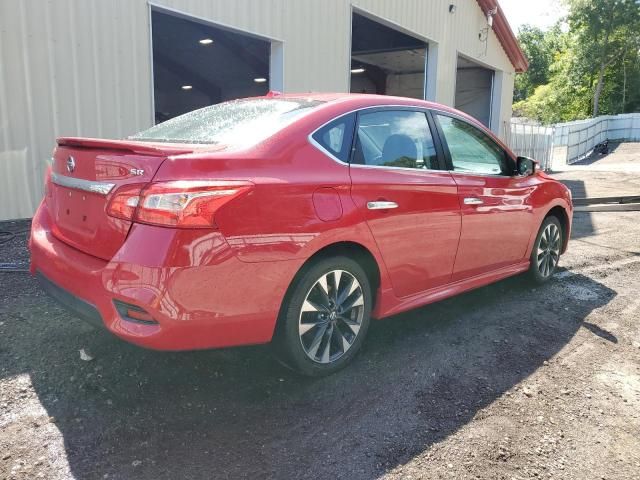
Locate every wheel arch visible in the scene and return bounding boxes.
[544,205,570,253]
[274,241,382,336]
[291,241,381,304]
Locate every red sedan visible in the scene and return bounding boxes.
[30,93,572,376]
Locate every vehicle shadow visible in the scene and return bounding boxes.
[0,265,615,479]
[552,178,595,239]
[558,178,588,200]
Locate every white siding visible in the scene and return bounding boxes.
[0,0,516,220]
[0,0,152,219]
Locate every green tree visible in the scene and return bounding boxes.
[513,43,592,124]
[565,0,640,116]
[514,24,564,102]
[513,0,640,123]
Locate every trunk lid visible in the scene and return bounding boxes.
[47,137,204,260]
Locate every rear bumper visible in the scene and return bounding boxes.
[36,271,104,329]
[29,202,299,350]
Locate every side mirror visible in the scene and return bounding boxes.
[516,156,536,176]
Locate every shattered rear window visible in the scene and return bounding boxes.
[130,98,324,146]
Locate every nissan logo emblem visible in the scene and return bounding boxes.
[66,156,76,173]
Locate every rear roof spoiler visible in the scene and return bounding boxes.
[56,137,199,156]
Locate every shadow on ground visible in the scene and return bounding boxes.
[559,179,589,200]
[549,178,596,239]
[0,256,616,479]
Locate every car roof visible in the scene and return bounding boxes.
[263,91,446,108]
[261,92,471,121]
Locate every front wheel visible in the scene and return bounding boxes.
[528,216,563,283]
[274,256,372,377]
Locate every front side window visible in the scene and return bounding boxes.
[435,114,508,175]
[353,110,438,169]
[131,98,323,146]
[311,113,356,162]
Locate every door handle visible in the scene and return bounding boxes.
[463,197,484,205]
[367,201,398,210]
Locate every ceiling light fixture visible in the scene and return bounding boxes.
[254,77,268,83]
[350,68,366,74]
[181,85,193,90]
[199,38,213,45]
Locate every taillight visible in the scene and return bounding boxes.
[106,183,145,220]
[106,180,253,228]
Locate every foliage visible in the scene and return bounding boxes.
[513,25,564,102]
[513,0,640,123]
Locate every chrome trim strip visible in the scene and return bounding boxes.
[350,163,445,173]
[51,172,115,195]
[450,170,511,178]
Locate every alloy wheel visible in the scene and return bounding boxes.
[298,269,365,364]
[537,223,561,277]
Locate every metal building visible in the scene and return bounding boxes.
[0,0,527,220]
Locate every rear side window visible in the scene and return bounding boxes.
[435,114,508,175]
[131,98,323,146]
[311,113,356,163]
[353,110,438,169]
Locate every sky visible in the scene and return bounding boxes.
[498,0,568,33]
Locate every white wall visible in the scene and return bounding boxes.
[0,0,152,219]
[0,0,516,220]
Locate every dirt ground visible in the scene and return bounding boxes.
[2,166,640,479]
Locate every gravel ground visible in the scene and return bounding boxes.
[1,210,640,479]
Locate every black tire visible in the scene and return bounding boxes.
[274,256,372,377]
[528,216,563,284]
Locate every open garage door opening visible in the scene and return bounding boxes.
[454,56,494,127]
[350,12,428,100]
[151,9,271,123]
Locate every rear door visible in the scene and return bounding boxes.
[348,108,461,298]
[431,112,535,281]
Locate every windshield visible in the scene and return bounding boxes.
[130,98,324,146]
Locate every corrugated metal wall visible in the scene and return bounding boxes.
[0,0,152,219]
[554,113,640,164]
[0,0,515,220]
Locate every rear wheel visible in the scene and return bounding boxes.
[274,256,372,377]
[528,216,563,283]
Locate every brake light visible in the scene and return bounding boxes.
[106,183,145,220]
[106,180,253,228]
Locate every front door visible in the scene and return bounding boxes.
[349,108,461,298]
[432,113,535,281]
